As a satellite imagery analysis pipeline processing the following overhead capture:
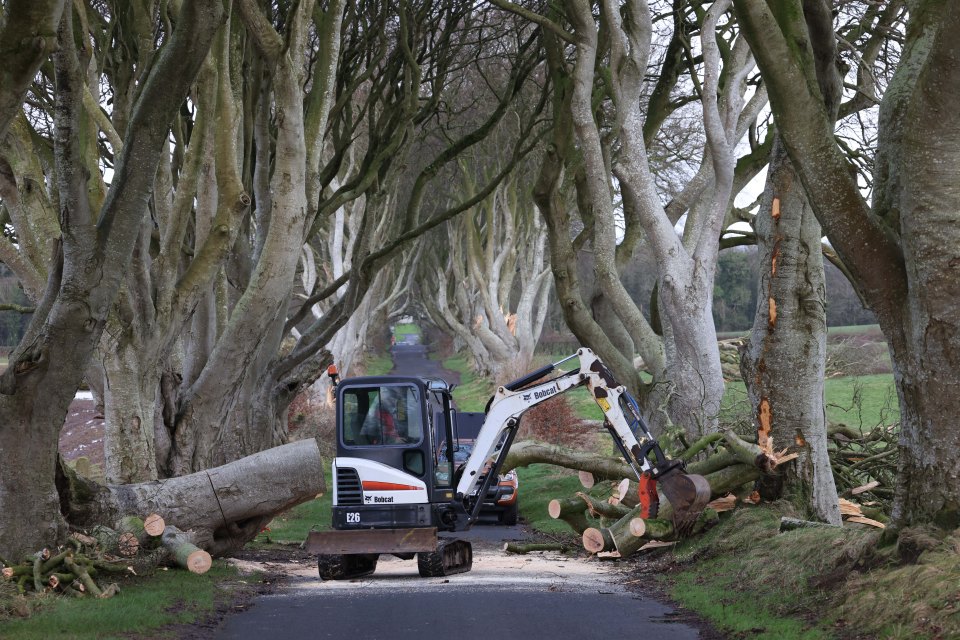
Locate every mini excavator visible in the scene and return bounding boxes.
[306,348,711,579]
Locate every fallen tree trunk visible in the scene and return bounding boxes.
[502,441,631,480]
[59,439,326,556]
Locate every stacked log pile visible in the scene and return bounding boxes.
[0,513,212,599]
[718,339,744,381]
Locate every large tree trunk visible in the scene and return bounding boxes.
[740,137,840,525]
[659,265,726,437]
[101,339,160,483]
[734,0,960,529]
[62,438,325,556]
[887,10,960,527]
[0,0,223,561]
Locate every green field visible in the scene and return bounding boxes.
[393,323,420,337]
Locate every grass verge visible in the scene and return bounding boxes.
[661,505,960,639]
[0,561,255,640]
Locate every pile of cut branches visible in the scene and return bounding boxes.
[828,422,897,515]
[502,429,799,557]
[0,514,211,599]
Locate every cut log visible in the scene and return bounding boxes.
[143,514,165,537]
[547,497,590,534]
[64,556,102,597]
[575,492,631,520]
[616,479,639,508]
[92,525,140,557]
[582,527,615,554]
[161,526,212,574]
[578,470,595,489]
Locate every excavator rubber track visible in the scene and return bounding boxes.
[417,538,473,577]
[317,553,379,580]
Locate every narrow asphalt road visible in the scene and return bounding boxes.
[213,344,709,639]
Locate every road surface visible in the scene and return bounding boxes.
[213,344,711,639]
[219,526,702,640]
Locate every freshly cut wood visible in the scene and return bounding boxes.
[161,526,212,574]
[850,481,880,496]
[617,478,639,508]
[706,494,737,512]
[62,439,325,556]
[628,518,646,538]
[143,514,165,537]
[839,498,863,516]
[578,470,596,489]
[118,532,139,556]
[502,542,567,554]
[91,525,139,557]
[582,527,615,554]
[638,540,676,551]
[547,497,590,534]
[845,515,886,529]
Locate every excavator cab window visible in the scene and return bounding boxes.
[342,384,424,447]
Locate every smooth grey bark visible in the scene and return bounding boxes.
[740,137,840,525]
[734,0,960,529]
[62,439,324,556]
[559,0,746,437]
[0,0,223,561]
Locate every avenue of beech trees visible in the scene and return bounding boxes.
[0,0,957,569]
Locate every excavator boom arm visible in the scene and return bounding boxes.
[455,349,711,529]
[457,349,653,499]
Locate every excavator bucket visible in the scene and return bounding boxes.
[657,470,712,536]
